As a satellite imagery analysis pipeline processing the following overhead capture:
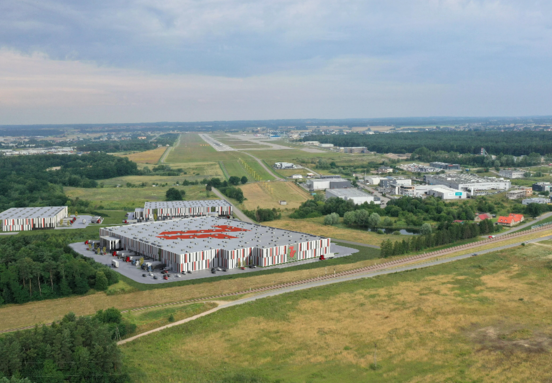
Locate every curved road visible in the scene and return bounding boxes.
[211,187,254,223]
[119,232,552,345]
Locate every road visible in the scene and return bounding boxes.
[211,187,254,223]
[158,134,180,163]
[118,231,552,345]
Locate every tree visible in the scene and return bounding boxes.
[94,271,108,291]
[367,213,381,228]
[240,176,248,184]
[421,223,432,236]
[323,213,340,225]
[229,176,241,185]
[343,211,356,226]
[165,188,183,201]
[313,193,325,202]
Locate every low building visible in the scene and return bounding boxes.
[364,176,382,185]
[424,174,511,196]
[474,213,493,222]
[306,178,352,191]
[339,146,368,154]
[133,200,233,221]
[0,206,68,232]
[498,169,526,179]
[429,162,461,170]
[380,177,411,188]
[377,166,394,174]
[99,217,332,272]
[507,189,527,200]
[289,174,303,179]
[319,143,334,148]
[325,188,380,205]
[425,186,467,200]
[532,182,552,192]
[522,198,550,205]
[274,162,296,169]
[497,214,524,227]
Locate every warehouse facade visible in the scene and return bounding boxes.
[0,206,68,232]
[100,217,332,272]
[132,200,233,220]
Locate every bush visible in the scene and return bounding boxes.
[168,314,175,322]
[166,187,184,201]
[323,213,340,225]
[94,271,108,291]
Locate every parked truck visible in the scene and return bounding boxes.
[111,259,119,268]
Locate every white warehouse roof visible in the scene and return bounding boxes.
[0,206,67,220]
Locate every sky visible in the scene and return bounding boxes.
[0,0,551,124]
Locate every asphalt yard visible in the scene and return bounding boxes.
[71,242,357,284]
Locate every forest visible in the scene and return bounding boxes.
[0,310,133,382]
[0,154,139,211]
[75,133,178,153]
[0,233,119,306]
[303,131,552,156]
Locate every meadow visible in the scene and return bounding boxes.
[121,242,552,382]
[119,146,167,164]
[65,184,212,209]
[241,181,310,210]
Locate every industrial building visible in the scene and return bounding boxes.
[498,169,526,179]
[532,182,552,192]
[424,174,511,196]
[306,177,352,191]
[325,188,380,205]
[522,198,550,205]
[429,162,461,171]
[364,176,382,185]
[132,200,233,221]
[425,186,467,200]
[99,217,332,272]
[0,206,68,231]
[274,162,296,169]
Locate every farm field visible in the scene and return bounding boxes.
[119,147,167,164]
[64,184,212,209]
[122,243,552,382]
[241,181,310,210]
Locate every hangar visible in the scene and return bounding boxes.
[100,216,332,272]
[0,206,68,231]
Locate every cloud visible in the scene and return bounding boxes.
[0,1,551,123]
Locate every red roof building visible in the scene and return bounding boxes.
[474,213,493,222]
[497,214,524,227]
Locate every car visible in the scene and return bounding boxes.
[240,267,245,270]
[187,270,192,274]
[216,267,222,271]
[153,275,158,280]
[472,253,478,257]
[175,274,180,278]
[149,272,153,276]
[211,268,216,274]
[142,273,146,277]
[163,275,169,280]
[222,268,227,272]
[249,265,257,269]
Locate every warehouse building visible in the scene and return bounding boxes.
[424,174,511,196]
[100,217,332,272]
[132,200,233,221]
[0,206,68,232]
[429,162,461,170]
[325,188,380,205]
[425,186,467,200]
[532,182,552,192]
[498,169,526,179]
[306,177,352,191]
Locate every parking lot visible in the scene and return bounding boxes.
[70,242,358,284]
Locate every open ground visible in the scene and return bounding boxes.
[121,242,552,382]
[241,181,311,210]
[118,147,168,164]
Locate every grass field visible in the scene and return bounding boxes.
[265,217,401,246]
[241,181,310,210]
[120,147,167,164]
[65,184,213,209]
[121,242,552,382]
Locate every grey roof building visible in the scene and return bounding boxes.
[0,206,68,231]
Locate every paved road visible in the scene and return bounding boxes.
[159,134,180,163]
[118,233,552,345]
[359,184,390,207]
[211,188,254,223]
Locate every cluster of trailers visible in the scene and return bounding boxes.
[99,216,332,273]
[0,206,68,232]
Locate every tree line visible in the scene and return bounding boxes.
[0,309,133,383]
[75,133,178,153]
[0,154,139,211]
[380,219,500,257]
[303,131,552,156]
[0,234,119,306]
[411,147,545,167]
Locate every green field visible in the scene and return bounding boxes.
[121,242,552,382]
[65,184,213,209]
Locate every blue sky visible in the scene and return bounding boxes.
[0,0,551,124]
